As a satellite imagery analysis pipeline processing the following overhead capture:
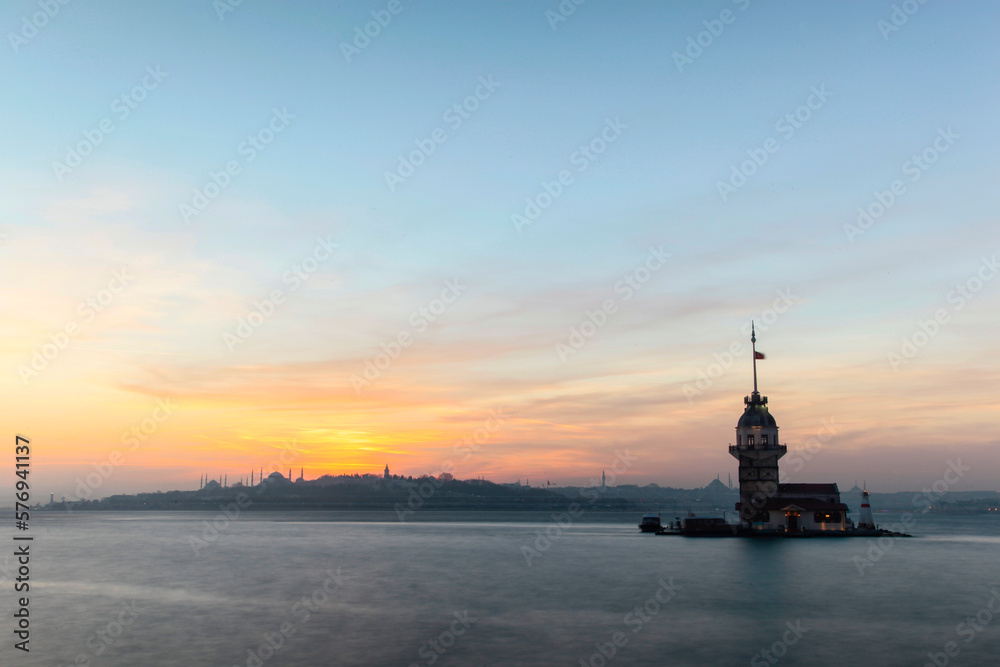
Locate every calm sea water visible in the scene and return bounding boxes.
[3,511,999,666]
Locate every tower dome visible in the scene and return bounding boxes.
[737,394,777,428]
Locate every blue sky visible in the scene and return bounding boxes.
[2,0,999,496]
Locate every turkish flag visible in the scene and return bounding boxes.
[754,351,765,359]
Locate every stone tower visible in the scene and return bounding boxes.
[728,323,786,525]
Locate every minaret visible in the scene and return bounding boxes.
[729,322,786,527]
[299,467,304,482]
[858,484,875,529]
[251,470,254,486]
[602,470,606,488]
[224,474,227,488]
[288,468,292,481]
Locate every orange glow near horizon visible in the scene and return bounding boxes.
[3,204,999,498]
[9,341,1000,499]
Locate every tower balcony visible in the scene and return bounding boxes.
[729,443,787,455]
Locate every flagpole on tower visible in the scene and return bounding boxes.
[751,321,758,395]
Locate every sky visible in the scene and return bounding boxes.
[2,0,999,499]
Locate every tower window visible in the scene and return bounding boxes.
[737,435,741,446]
[761,434,768,445]
[747,435,755,446]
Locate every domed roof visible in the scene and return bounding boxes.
[738,393,777,428]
